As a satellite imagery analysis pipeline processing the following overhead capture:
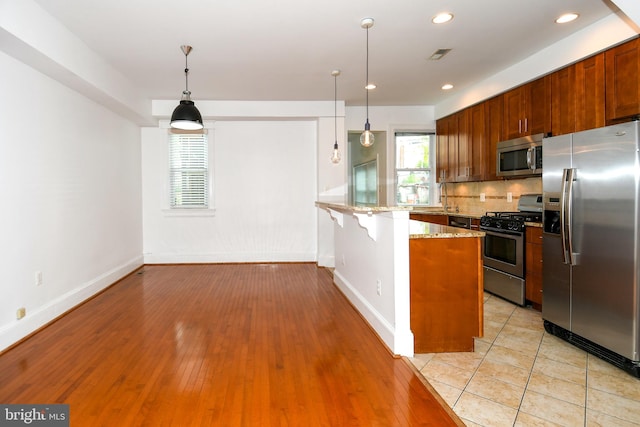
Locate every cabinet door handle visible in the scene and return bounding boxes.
[524,118,528,133]
[519,119,522,134]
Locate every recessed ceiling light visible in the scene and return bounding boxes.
[556,13,579,24]
[365,83,376,90]
[432,13,453,24]
[442,84,454,90]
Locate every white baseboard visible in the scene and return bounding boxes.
[0,256,144,352]
[333,270,413,357]
[143,252,317,264]
[316,254,335,268]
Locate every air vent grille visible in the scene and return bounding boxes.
[429,48,451,60]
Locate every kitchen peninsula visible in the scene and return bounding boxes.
[316,202,484,356]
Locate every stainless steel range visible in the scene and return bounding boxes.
[480,194,542,305]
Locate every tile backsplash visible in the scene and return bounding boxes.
[442,177,542,215]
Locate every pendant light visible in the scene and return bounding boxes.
[170,45,203,130]
[330,70,342,164]
[360,18,375,147]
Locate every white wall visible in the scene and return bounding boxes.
[316,115,347,267]
[435,13,639,118]
[142,120,318,263]
[328,208,413,356]
[347,105,436,205]
[0,51,143,351]
[346,105,435,133]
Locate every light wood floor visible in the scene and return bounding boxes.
[0,263,462,426]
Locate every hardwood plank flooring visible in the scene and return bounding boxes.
[0,263,462,426]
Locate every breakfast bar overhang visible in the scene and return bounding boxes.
[316,202,485,357]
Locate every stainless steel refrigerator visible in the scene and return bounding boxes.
[542,121,640,377]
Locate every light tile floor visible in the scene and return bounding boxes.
[409,293,640,427]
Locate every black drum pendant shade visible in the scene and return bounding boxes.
[171,100,203,130]
[170,45,203,130]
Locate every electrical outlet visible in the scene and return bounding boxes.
[507,192,513,203]
[376,279,382,296]
[35,271,42,286]
[16,307,26,320]
[480,193,486,202]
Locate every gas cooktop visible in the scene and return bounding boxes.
[479,193,543,232]
[480,211,542,232]
[483,211,543,222]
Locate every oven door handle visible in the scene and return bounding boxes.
[561,168,576,265]
[481,228,523,237]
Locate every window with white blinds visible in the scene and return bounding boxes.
[169,131,209,208]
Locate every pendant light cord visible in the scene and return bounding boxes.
[365,25,369,121]
[184,53,190,95]
[334,73,338,143]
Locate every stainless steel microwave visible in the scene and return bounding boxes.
[496,133,543,178]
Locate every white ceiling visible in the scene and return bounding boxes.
[32,0,624,107]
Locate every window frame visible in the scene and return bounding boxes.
[394,131,439,207]
[164,128,215,216]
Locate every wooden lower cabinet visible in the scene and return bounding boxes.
[409,213,448,225]
[410,236,483,352]
[525,227,543,309]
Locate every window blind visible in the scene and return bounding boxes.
[169,132,208,208]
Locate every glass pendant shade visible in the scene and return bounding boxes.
[360,120,375,147]
[330,142,341,164]
[360,18,375,147]
[330,69,342,164]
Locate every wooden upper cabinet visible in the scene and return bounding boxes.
[551,65,576,136]
[454,109,470,182]
[484,95,503,181]
[467,103,485,182]
[575,53,605,132]
[436,107,484,183]
[606,37,640,123]
[503,78,550,139]
[435,38,638,185]
[528,76,551,136]
[503,86,527,139]
[436,115,451,183]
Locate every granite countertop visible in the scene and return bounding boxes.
[409,208,484,219]
[316,202,540,230]
[316,202,485,218]
[409,220,485,239]
[315,201,413,214]
[315,202,485,238]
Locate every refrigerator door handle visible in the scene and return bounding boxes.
[561,168,577,265]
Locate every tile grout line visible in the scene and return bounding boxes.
[584,355,589,427]
[512,308,546,424]
[452,296,520,426]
